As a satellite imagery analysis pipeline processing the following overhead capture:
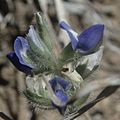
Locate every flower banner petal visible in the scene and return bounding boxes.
[14,36,32,67]
[77,24,104,53]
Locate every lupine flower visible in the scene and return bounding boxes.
[49,77,71,114]
[7,37,33,74]
[6,12,106,118]
[59,21,104,54]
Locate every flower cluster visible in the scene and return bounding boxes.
[7,12,104,116]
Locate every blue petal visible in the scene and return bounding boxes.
[52,90,68,114]
[55,90,68,105]
[59,21,78,50]
[49,77,69,113]
[14,36,32,67]
[77,24,104,54]
[7,52,32,74]
[49,77,70,91]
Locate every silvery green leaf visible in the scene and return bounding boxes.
[35,12,53,51]
[76,46,104,78]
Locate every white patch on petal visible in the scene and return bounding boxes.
[20,48,33,67]
[28,25,44,52]
[69,29,79,41]
[20,48,27,58]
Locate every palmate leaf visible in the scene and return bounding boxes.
[35,12,54,51]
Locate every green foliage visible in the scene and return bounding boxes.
[35,12,54,51]
[24,89,52,107]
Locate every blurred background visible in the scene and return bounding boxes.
[0,0,120,120]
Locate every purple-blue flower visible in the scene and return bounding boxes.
[49,77,70,114]
[7,36,33,74]
[59,21,104,54]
